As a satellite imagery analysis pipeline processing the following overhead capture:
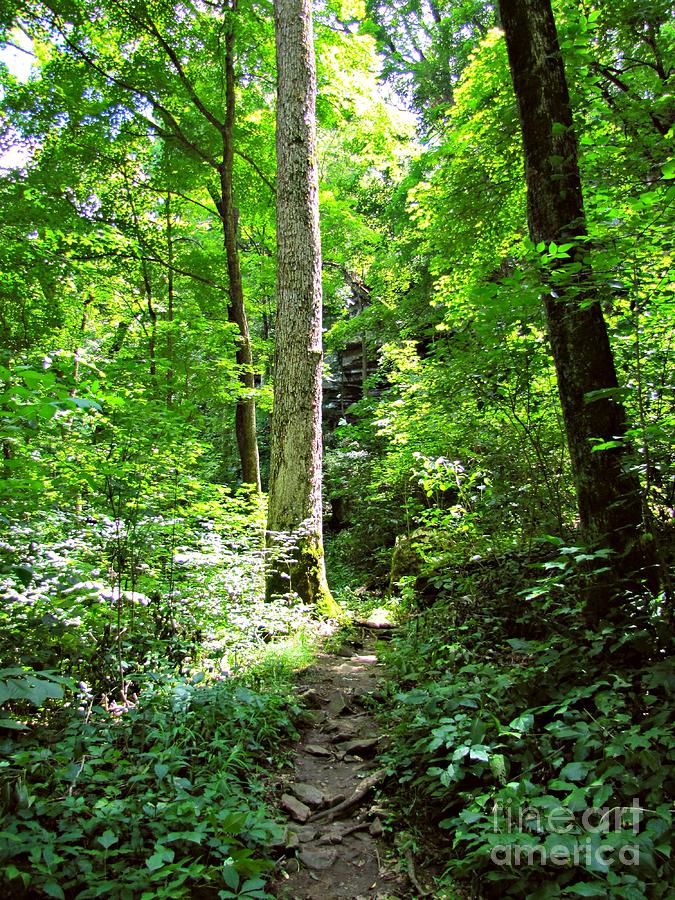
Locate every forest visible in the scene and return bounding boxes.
[0,0,673,897]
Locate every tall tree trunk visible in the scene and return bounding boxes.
[220,6,261,491]
[267,0,336,612]
[497,0,657,614]
[165,190,175,406]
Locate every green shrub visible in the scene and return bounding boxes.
[381,551,674,898]
[0,673,300,898]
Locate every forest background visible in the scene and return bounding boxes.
[0,0,673,898]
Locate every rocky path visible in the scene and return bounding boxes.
[271,628,422,899]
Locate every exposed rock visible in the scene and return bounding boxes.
[289,781,324,809]
[327,716,360,739]
[271,630,434,898]
[369,817,383,837]
[389,530,429,591]
[296,709,321,727]
[354,619,396,631]
[303,743,332,758]
[292,825,317,843]
[281,793,311,823]
[327,690,350,716]
[285,830,300,850]
[337,737,380,758]
[324,792,346,808]
[318,829,343,845]
[269,827,292,851]
[298,847,338,870]
[298,688,322,708]
[353,686,385,705]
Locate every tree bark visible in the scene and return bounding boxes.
[221,7,261,491]
[497,0,657,612]
[267,0,336,612]
[165,190,175,406]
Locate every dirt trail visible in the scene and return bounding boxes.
[271,628,427,899]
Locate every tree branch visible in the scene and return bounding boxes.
[234,148,275,193]
[135,12,226,135]
[52,18,218,168]
[142,184,218,217]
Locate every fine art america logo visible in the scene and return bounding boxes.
[490,799,642,868]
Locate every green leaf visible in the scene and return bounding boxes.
[508,713,534,734]
[146,845,174,871]
[590,440,624,452]
[241,878,267,894]
[43,883,65,900]
[0,717,28,730]
[145,853,165,872]
[97,829,117,849]
[506,638,535,651]
[38,403,59,420]
[145,853,164,872]
[67,397,101,411]
[21,371,44,390]
[565,882,607,896]
[560,762,590,782]
[490,753,508,781]
[163,831,204,844]
[222,862,240,890]
[469,744,489,762]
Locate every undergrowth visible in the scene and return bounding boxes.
[380,545,674,899]
[0,493,328,899]
[0,665,303,899]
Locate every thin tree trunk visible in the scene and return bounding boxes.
[220,7,261,490]
[498,0,657,614]
[123,164,157,386]
[71,293,92,391]
[267,0,335,612]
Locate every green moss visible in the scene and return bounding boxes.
[266,532,342,618]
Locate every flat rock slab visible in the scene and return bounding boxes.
[327,690,350,716]
[291,825,318,843]
[281,793,312,823]
[285,830,300,850]
[289,781,325,808]
[337,737,380,758]
[298,847,339,870]
[303,743,333,758]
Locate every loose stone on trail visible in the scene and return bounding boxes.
[292,825,318,843]
[326,690,350,716]
[298,847,338,870]
[303,743,332,758]
[281,793,312,823]
[337,737,380,758]
[289,782,325,808]
[298,688,323,708]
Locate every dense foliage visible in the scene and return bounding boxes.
[1,0,673,897]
